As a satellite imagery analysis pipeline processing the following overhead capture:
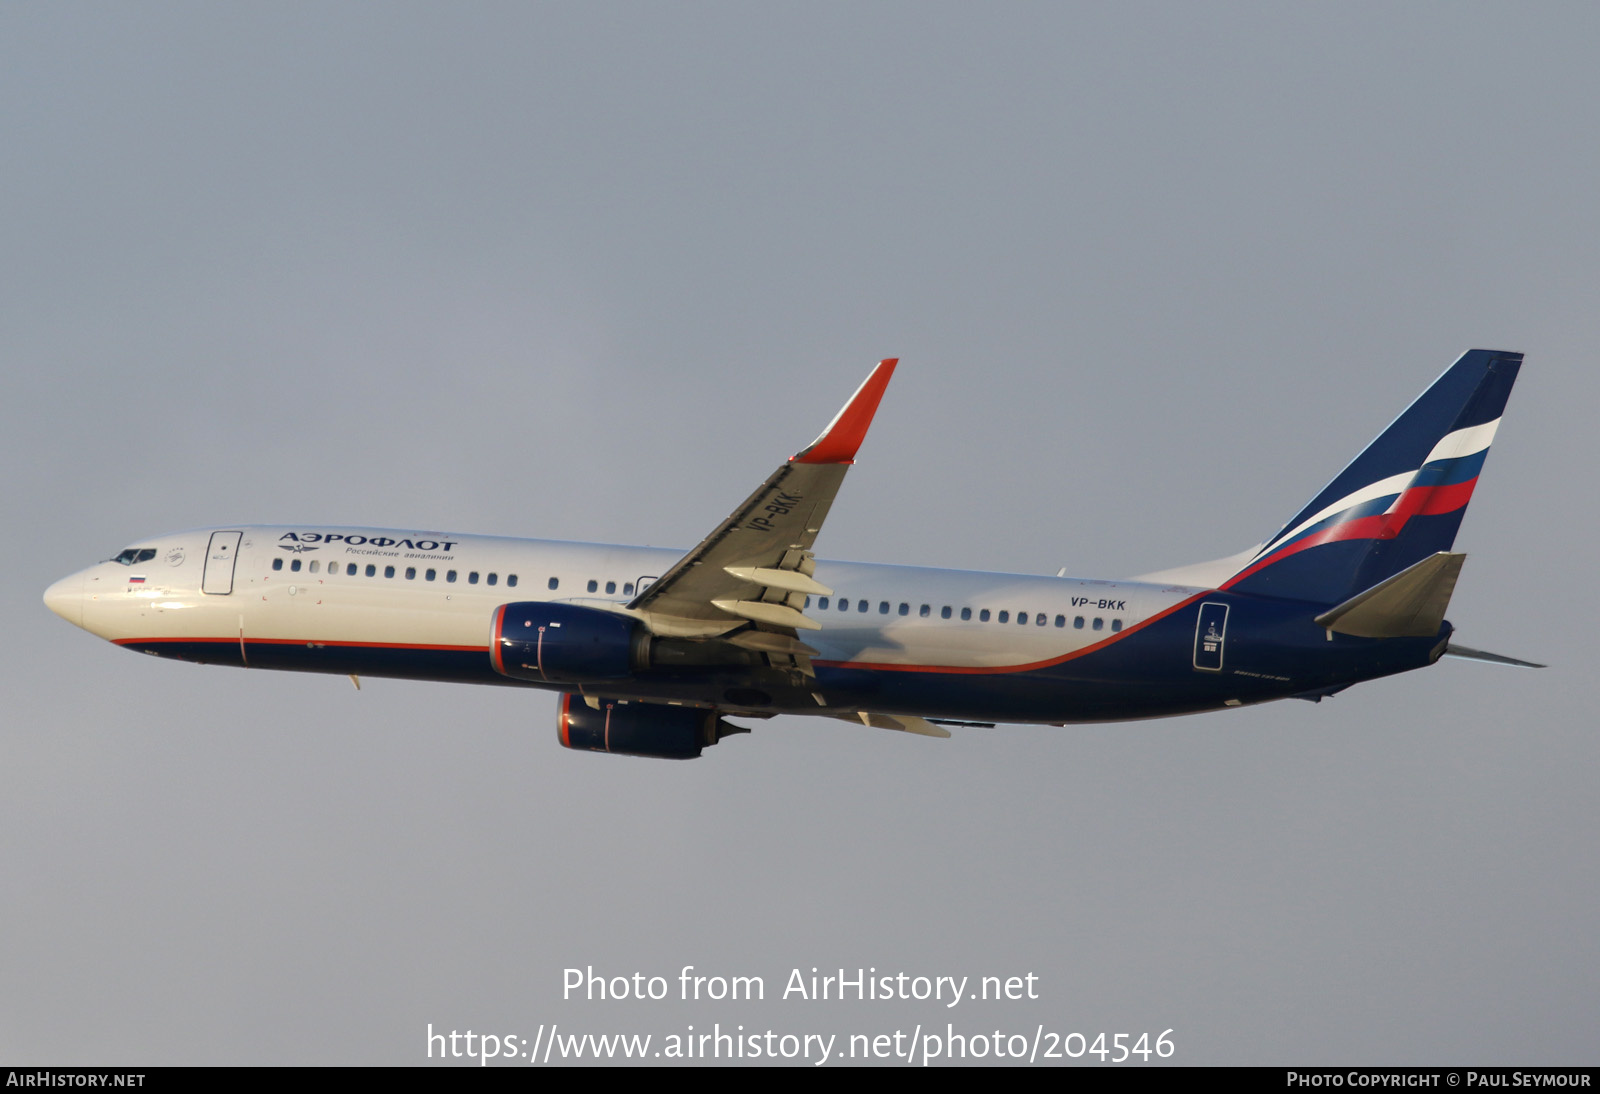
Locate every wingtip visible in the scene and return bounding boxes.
[791,357,898,465]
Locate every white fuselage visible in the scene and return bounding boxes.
[47,524,1193,678]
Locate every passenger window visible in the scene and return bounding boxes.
[1111,619,1123,632]
[898,603,909,616]
[998,610,1009,623]
[605,581,616,594]
[623,582,633,595]
[879,601,890,615]
[385,565,395,578]
[920,604,930,617]
[1018,613,1028,625]
[366,564,377,577]
[1093,618,1103,631]
[272,558,283,571]
[587,579,598,593]
[858,600,868,612]
[1054,614,1065,627]
[961,607,972,621]
[426,569,436,581]
[941,606,952,619]
[979,609,991,622]
[447,570,457,583]
[469,572,479,585]
[508,575,518,587]
[309,561,320,574]
[819,597,830,609]
[1074,616,1084,628]
[548,577,559,590]
[805,596,812,608]
[288,559,299,572]
[405,567,416,580]
[1036,613,1046,626]
[488,573,498,586]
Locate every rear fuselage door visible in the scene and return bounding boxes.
[202,531,244,595]
[1193,601,1229,672]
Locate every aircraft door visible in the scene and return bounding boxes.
[1193,601,1228,672]
[202,531,244,595]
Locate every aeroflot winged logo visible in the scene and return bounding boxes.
[279,532,461,552]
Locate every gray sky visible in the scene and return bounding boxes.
[3,2,1595,1065]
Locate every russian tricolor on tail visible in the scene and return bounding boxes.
[1152,348,1537,665]
[1217,350,1520,604]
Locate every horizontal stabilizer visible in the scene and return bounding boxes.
[1313,551,1465,638]
[1443,643,1546,668]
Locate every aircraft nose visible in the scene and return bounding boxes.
[44,573,83,628]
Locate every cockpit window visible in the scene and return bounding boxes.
[112,548,157,565]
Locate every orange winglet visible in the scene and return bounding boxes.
[790,358,899,464]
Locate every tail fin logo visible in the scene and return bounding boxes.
[1223,416,1500,590]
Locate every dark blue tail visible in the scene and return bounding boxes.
[1223,349,1523,605]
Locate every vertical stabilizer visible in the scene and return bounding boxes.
[1222,349,1521,605]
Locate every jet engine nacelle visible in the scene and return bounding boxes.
[491,601,763,685]
[556,693,748,759]
[491,601,645,683]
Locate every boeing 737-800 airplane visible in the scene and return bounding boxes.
[44,350,1537,758]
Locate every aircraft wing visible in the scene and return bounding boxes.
[628,359,897,652]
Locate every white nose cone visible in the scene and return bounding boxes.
[43,574,83,628]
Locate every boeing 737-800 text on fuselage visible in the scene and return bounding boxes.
[44,351,1538,758]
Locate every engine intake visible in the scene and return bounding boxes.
[491,601,762,685]
[491,601,645,683]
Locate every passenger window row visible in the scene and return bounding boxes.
[265,558,1126,632]
[270,557,518,587]
[585,579,636,595]
[268,560,655,598]
[806,595,1124,632]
